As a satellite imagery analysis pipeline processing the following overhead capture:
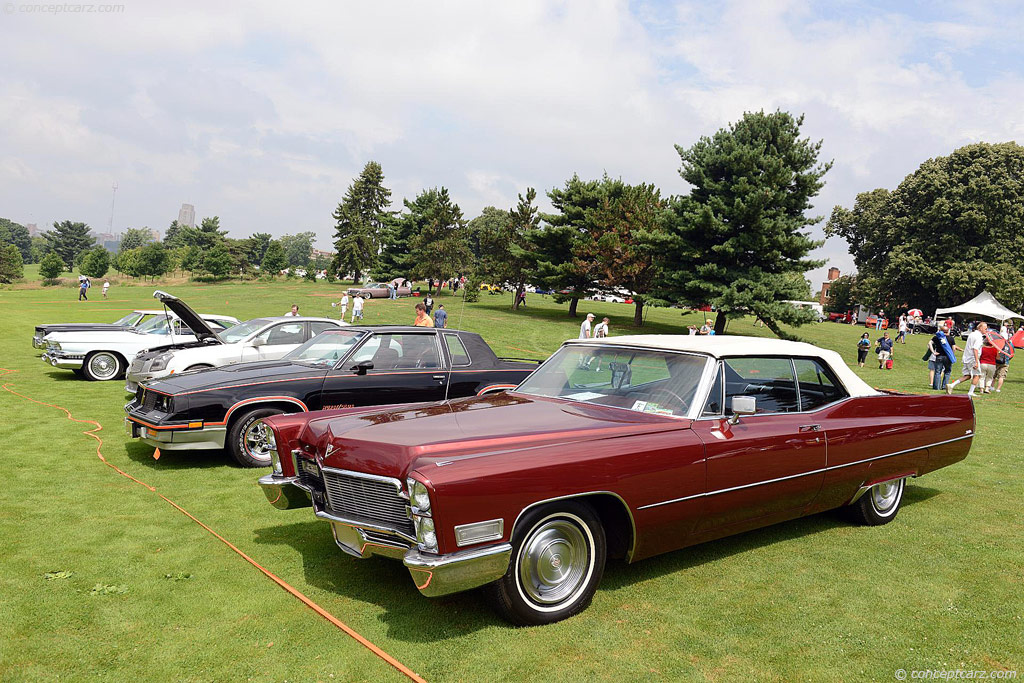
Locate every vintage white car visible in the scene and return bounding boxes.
[125,293,347,392]
[33,309,168,349]
[42,309,239,381]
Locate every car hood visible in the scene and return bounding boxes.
[145,359,325,394]
[153,290,221,343]
[136,339,231,358]
[304,393,691,479]
[46,329,154,344]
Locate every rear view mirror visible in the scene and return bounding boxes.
[351,360,374,375]
[728,396,757,425]
[251,338,264,348]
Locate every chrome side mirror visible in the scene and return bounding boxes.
[250,338,264,347]
[728,396,757,425]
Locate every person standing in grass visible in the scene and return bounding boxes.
[579,313,595,339]
[876,331,894,369]
[594,317,610,338]
[993,337,1013,393]
[931,328,958,391]
[284,304,299,317]
[351,294,364,322]
[896,314,908,344]
[424,293,434,316]
[979,337,998,393]
[947,322,987,396]
[337,293,349,320]
[102,280,110,299]
[857,332,871,367]
[433,304,447,329]
[78,276,89,301]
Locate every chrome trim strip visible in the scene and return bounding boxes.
[320,466,404,492]
[637,433,975,511]
[314,509,418,543]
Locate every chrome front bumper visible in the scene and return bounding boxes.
[41,351,84,369]
[258,473,513,597]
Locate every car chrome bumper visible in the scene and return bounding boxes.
[258,474,313,510]
[42,352,84,369]
[404,544,513,597]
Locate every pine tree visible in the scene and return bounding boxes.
[0,244,24,283]
[45,220,96,270]
[657,110,829,336]
[408,187,472,288]
[333,161,393,282]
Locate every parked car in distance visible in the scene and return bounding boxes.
[828,311,854,324]
[346,281,412,298]
[34,310,168,349]
[256,335,974,625]
[126,291,348,393]
[865,316,889,329]
[43,310,240,381]
[125,326,541,467]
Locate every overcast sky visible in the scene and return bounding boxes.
[2,0,1022,286]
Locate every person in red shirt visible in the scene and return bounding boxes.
[979,338,999,393]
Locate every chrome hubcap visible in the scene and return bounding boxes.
[519,519,589,605]
[244,421,273,462]
[89,354,117,379]
[871,479,903,513]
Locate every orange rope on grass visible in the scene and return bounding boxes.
[0,368,426,683]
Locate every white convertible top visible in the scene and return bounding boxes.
[565,334,879,398]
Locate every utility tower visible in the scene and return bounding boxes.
[108,182,118,235]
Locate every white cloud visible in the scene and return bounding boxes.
[0,0,1021,288]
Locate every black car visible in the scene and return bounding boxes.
[125,326,540,466]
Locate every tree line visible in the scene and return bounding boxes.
[332,110,827,334]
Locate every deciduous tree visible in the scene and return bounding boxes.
[119,227,153,251]
[79,247,110,279]
[39,252,64,280]
[0,218,31,260]
[827,142,1024,313]
[260,240,287,277]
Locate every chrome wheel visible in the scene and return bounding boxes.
[517,515,593,606]
[243,420,274,464]
[85,352,120,381]
[869,478,904,516]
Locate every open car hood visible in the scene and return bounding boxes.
[153,290,222,343]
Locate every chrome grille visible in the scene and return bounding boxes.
[321,469,413,536]
[141,388,159,411]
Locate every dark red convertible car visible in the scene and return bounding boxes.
[257,335,974,625]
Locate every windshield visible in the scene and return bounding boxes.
[135,315,177,335]
[220,318,272,343]
[516,345,708,417]
[112,312,141,326]
[283,330,366,366]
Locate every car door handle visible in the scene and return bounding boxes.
[433,374,446,380]
[799,424,821,432]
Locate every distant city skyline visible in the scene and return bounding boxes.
[177,203,195,229]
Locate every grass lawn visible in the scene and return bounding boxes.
[0,278,1021,681]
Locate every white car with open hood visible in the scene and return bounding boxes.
[42,296,239,382]
[125,291,347,392]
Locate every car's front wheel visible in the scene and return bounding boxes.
[490,501,606,626]
[228,407,286,467]
[83,351,123,381]
[846,477,906,526]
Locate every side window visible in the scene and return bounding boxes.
[701,363,724,416]
[348,334,440,370]
[723,357,799,414]
[310,322,336,337]
[794,358,847,411]
[443,334,471,366]
[258,323,305,346]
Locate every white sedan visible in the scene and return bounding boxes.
[42,312,239,381]
[126,315,347,392]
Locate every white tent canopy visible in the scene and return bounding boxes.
[934,290,1024,321]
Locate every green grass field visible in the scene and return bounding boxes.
[1,277,1021,682]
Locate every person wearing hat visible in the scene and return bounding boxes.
[579,313,595,339]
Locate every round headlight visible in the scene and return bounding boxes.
[415,516,437,552]
[407,477,431,514]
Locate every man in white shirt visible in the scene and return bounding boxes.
[593,317,610,338]
[947,322,987,396]
[351,294,364,322]
[579,313,595,339]
[102,280,110,299]
[332,293,349,320]
[284,305,299,317]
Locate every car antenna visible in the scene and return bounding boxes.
[443,280,469,404]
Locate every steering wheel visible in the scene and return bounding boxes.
[647,388,690,415]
